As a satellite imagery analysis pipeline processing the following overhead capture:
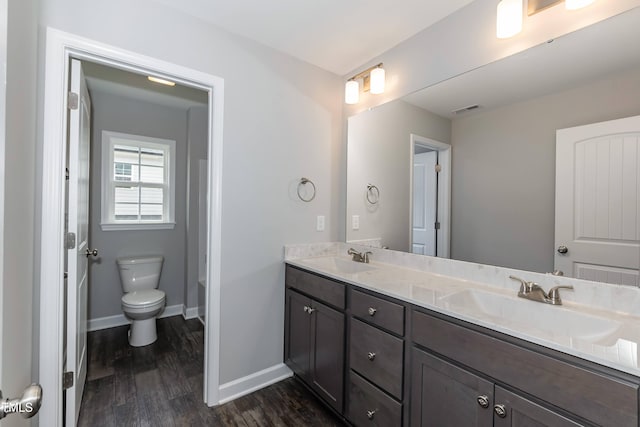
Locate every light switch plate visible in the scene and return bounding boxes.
[316,215,325,232]
[352,215,360,230]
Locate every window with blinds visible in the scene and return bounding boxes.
[101,131,176,230]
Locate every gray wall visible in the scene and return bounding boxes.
[39,0,343,385]
[185,106,208,309]
[3,0,38,421]
[347,100,450,251]
[450,66,640,273]
[88,90,189,320]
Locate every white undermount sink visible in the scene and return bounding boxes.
[438,288,622,343]
[302,256,377,274]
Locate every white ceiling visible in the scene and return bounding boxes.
[83,61,208,110]
[150,0,475,75]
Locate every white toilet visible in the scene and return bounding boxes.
[117,255,166,347]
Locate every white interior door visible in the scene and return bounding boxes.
[412,151,437,255]
[65,59,91,425]
[555,115,640,285]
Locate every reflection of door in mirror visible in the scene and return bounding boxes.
[412,148,437,255]
[555,115,640,286]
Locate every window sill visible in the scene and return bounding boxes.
[100,222,176,231]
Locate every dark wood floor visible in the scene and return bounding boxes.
[78,316,345,426]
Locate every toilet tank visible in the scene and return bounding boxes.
[117,255,164,292]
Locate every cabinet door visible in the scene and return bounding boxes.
[411,348,493,427]
[493,386,583,427]
[311,299,345,413]
[285,289,312,381]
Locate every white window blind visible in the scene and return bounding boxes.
[101,131,176,231]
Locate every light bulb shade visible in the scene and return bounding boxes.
[565,0,595,10]
[345,80,359,104]
[496,0,523,39]
[369,67,385,95]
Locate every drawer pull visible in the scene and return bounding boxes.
[477,395,490,409]
[494,404,507,418]
[368,307,377,316]
[366,409,377,420]
[367,352,376,361]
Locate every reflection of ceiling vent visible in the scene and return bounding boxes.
[452,104,480,115]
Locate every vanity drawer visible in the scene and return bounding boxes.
[285,265,345,309]
[350,318,404,399]
[351,289,405,336]
[348,371,402,427]
[412,309,639,427]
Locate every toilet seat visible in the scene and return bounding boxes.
[122,289,165,309]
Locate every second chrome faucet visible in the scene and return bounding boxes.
[348,248,372,263]
[509,275,574,306]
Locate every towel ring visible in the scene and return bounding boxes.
[297,177,316,202]
[366,184,380,204]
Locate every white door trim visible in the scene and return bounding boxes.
[39,27,224,425]
[409,134,451,258]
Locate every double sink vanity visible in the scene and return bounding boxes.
[284,243,640,426]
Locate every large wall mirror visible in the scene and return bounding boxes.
[346,7,640,278]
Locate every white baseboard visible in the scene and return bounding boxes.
[182,305,199,320]
[88,304,184,332]
[218,363,293,405]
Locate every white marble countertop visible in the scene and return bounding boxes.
[285,246,640,378]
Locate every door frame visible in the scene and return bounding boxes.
[39,28,225,425]
[409,134,451,258]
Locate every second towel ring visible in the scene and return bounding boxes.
[297,177,316,202]
[366,184,380,204]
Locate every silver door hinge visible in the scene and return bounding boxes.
[63,372,74,390]
[68,92,79,110]
[435,164,442,173]
[435,222,441,230]
[66,232,76,250]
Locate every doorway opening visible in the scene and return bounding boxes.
[409,134,451,258]
[40,28,224,426]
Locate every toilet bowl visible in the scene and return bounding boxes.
[117,255,165,347]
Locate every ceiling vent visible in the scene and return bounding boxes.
[452,104,480,115]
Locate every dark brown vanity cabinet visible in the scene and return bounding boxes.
[411,348,581,427]
[284,267,346,413]
[411,309,639,427]
[285,264,640,427]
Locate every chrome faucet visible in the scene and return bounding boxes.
[509,275,574,305]
[347,248,372,263]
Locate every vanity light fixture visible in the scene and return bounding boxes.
[565,0,595,10]
[147,76,176,86]
[345,79,360,104]
[502,0,597,39]
[344,63,385,104]
[497,0,523,39]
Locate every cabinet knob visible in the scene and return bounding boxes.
[477,395,490,409]
[366,409,377,420]
[367,352,376,361]
[368,307,377,316]
[494,404,507,418]
[307,307,316,314]
[303,306,308,313]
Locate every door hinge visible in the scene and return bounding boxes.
[68,92,79,110]
[63,371,74,390]
[435,164,442,173]
[65,232,76,250]
[65,167,70,181]
[435,222,441,230]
